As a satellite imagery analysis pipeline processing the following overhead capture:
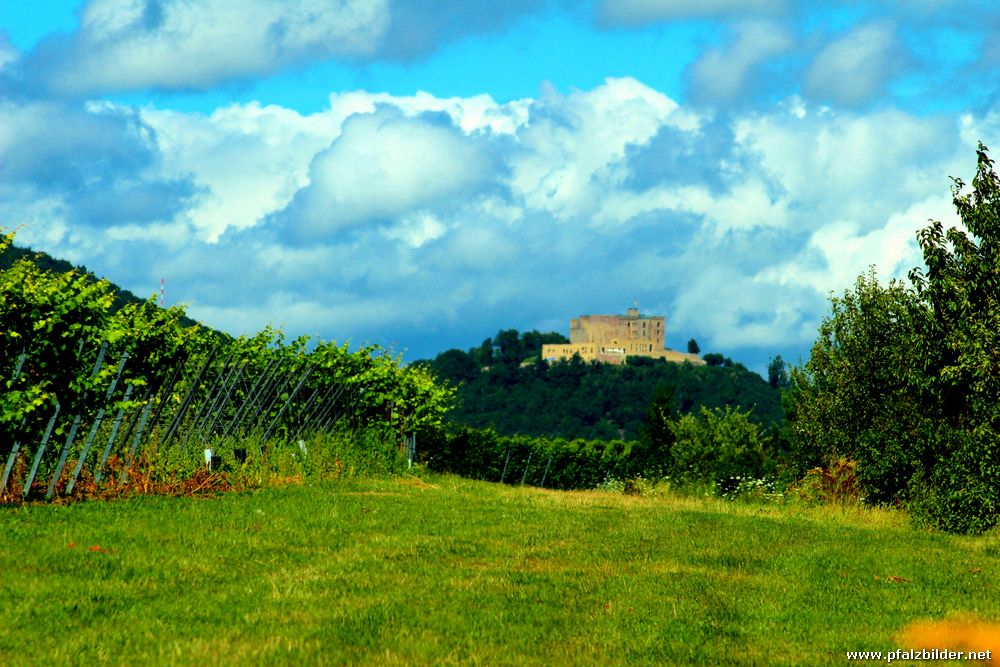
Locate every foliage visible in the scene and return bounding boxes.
[787,270,928,501]
[422,338,783,440]
[687,338,700,354]
[0,230,454,502]
[420,426,635,490]
[788,458,862,506]
[767,355,789,390]
[788,144,1000,533]
[702,352,725,367]
[667,407,771,492]
[0,238,203,329]
[632,384,675,476]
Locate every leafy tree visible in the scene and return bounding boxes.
[703,353,724,367]
[494,329,522,366]
[787,270,927,500]
[633,384,676,476]
[428,349,478,383]
[789,144,1000,532]
[472,338,494,367]
[687,338,700,354]
[767,355,789,390]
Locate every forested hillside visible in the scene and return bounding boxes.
[420,330,783,440]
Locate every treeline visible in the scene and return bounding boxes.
[421,393,776,494]
[418,330,783,440]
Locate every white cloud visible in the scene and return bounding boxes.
[512,77,679,223]
[1,77,986,367]
[805,22,901,105]
[688,21,793,103]
[34,0,390,93]
[278,107,502,239]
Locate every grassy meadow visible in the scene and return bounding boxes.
[2,474,999,666]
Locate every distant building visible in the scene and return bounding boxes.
[541,307,705,366]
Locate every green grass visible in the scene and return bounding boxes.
[2,475,999,666]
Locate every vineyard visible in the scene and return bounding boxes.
[0,231,453,503]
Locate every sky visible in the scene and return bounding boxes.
[2,1,999,375]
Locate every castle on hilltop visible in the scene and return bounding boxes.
[541,307,705,366]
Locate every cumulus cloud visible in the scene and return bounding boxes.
[275,107,505,241]
[1,77,984,370]
[22,0,562,95]
[687,21,793,104]
[805,22,903,106]
[0,98,200,256]
[28,0,391,94]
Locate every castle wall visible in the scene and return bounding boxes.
[544,309,704,366]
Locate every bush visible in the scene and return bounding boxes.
[668,407,770,492]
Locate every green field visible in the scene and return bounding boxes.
[2,476,999,666]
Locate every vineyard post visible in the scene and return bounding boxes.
[119,397,154,485]
[161,348,216,449]
[239,360,286,435]
[296,383,344,439]
[143,356,186,439]
[44,413,82,501]
[290,383,325,436]
[181,352,236,450]
[200,361,248,443]
[66,350,130,495]
[23,402,61,498]
[520,451,533,486]
[255,367,297,434]
[0,417,26,494]
[262,366,313,442]
[47,341,109,500]
[540,455,553,488]
[0,353,28,494]
[222,357,278,439]
[500,448,512,483]
[94,384,134,485]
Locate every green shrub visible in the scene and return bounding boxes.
[668,407,770,492]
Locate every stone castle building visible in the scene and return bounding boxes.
[541,307,705,366]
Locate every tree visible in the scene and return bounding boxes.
[633,384,676,475]
[687,338,700,354]
[429,348,478,383]
[472,338,494,367]
[703,353,724,367]
[789,144,1000,532]
[787,269,928,499]
[767,355,789,390]
[494,329,522,366]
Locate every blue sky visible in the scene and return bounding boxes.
[2,1,999,374]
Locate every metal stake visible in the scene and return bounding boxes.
[24,402,61,498]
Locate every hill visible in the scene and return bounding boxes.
[0,242,202,330]
[419,330,784,440]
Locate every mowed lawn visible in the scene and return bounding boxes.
[2,475,999,666]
